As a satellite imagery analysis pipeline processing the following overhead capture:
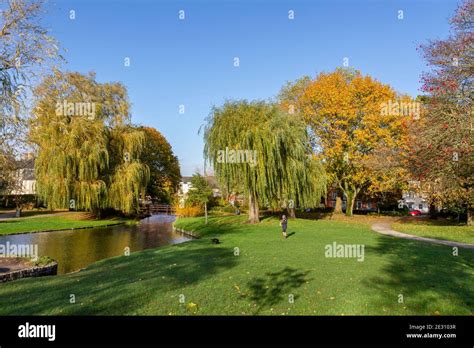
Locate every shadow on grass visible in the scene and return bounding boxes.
[0,220,21,224]
[398,216,468,226]
[247,267,310,314]
[365,235,474,314]
[0,243,238,315]
[175,216,250,239]
[258,214,277,222]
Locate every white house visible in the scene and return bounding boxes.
[177,176,193,207]
[400,181,429,213]
[177,176,221,207]
[10,154,36,196]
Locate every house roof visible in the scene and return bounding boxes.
[204,176,219,189]
[15,158,35,180]
[181,176,193,183]
[15,158,34,170]
[180,175,220,189]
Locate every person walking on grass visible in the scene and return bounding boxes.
[280,214,288,239]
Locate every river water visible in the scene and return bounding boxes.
[0,215,191,274]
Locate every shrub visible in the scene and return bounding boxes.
[175,205,204,217]
[209,204,238,215]
[33,256,55,267]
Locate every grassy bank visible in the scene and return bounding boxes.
[392,222,474,244]
[0,212,129,235]
[0,215,472,315]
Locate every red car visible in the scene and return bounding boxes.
[409,210,422,216]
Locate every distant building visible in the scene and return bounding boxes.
[10,154,36,196]
[177,175,221,207]
[400,181,429,213]
[204,176,222,198]
[228,193,245,207]
[326,188,378,212]
[326,181,430,213]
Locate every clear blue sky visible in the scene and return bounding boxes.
[44,0,459,175]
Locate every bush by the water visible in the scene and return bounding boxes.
[174,205,204,217]
[33,256,55,267]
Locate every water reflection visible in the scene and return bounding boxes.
[0,215,190,274]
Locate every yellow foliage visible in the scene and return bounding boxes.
[174,205,204,217]
[284,68,413,212]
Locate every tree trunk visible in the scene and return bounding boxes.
[204,202,208,224]
[14,196,22,217]
[334,196,343,214]
[288,207,296,219]
[345,190,357,217]
[429,203,437,219]
[468,207,473,226]
[248,192,260,224]
[93,208,102,219]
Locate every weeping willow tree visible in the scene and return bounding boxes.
[203,100,326,223]
[29,71,149,215]
[107,125,150,213]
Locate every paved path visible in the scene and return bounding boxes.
[371,222,474,250]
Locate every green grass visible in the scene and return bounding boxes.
[0,215,472,315]
[392,222,474,244]
[0,214,127,235]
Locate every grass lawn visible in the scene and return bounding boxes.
[0,212,128,235]
[0,215,472,315]
[392,221,474,244]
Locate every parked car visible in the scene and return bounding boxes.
[409,210,422,216]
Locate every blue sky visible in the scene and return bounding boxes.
[45,0,459,175]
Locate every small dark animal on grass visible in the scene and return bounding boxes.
[211,238,220,244]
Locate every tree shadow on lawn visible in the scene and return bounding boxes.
[399,216,468,226]
[0,220,21,225]
[364,235,474,315]
[0,243,239,315]
[258,215,277,222]
[177,216,249,239]
[246,267,311,314]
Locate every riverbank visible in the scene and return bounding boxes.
[0,215,472,315]
[0,212,134,236]
[0,257,58,283]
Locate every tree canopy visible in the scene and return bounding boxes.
[138,126,181,203]
[29,71,149,215]
[412,0,473,224]
[282,68,412,215]
[186,172,213,207]
[0,0,60,187]
[203,100,326,223]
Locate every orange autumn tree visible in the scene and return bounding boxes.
[283,68,412,216]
